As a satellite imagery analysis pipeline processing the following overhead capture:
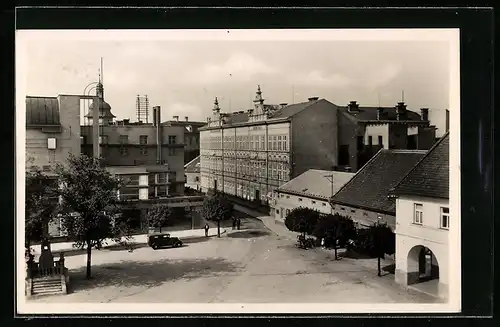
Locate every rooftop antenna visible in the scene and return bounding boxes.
[401,90,405,103]
[100,57,103,84]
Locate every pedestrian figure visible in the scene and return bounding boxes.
[321,238,325,248]
[232,218,236,230]
[236,218,241,230]
[204,223,209,237]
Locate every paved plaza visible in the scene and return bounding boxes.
[29,217,438,304]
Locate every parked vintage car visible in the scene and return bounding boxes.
[147,232,183,250]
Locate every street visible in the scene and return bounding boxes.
[30,218,438,303]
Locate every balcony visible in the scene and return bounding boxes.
[133,159,168,165]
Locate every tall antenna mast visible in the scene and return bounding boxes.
[401,90,405,102]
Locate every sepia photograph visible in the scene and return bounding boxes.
[16,28,461,314]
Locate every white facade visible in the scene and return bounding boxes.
[200,120,291,201]
[274,193,331,222]
[394,195,450,299]
[331,205,395,229]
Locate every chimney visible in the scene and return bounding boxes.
[279,103,288,108]
[348,100,359,112]
[173,115,179,122]
[420,108,429,121]
[377,108,384,120]
[308,97,319,102]
[396,101,407,120]
[123,119,130,125]
[154,106,162,164]
[185,116,188,122]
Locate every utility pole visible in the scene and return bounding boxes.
[324,173,334,215]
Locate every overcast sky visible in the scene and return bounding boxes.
[19,30,452,135]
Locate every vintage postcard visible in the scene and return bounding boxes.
[16,28,461,314]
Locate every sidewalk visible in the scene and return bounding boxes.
[233,204,297,239]
[31,228,227,255]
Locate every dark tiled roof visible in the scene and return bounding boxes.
[279,170,354,200]
[269,99,324,119]
[184,155,200,173]
[225,112,249,124]
[339,106,422,122]
[390,133,449,199]
[331,149,427,215]
[26,96,61,126]
[215,99,326,126]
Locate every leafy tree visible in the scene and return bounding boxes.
[284,207,320,238]
[55,154,129,279]
[370,222,396,276]
[147,204,172,233]
[200,195,234,237]
[25,166,59,250]
[313,213,356,260]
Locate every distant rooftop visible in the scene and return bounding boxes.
[331,149,427,215]
[278,169,355,200]
[184,155,200,173]
[26,96,60,126]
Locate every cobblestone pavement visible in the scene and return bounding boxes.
[30,218,438,304]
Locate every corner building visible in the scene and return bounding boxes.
[199,86,342,203]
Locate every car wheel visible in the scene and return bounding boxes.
[152,244,158,250]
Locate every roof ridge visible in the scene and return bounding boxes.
[330,148,385,202]
[286,98,324,118]
[390,133,449,194]
[184,155,200,168]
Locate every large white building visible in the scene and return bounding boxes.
[390,133,450,300]
[199,85,437,205]
[272,169,354,222]
[199,86,343,203]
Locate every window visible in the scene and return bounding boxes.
[357,136,364,151]
[139,135,148,145]
[414,203,423,224]
[119,135,128,144]
[47,137,56,149]
[368,135,373,147]
[298,198,302,202]
[286,196,290,199]
[283,135,288,151]
[48,150,56,163]
[351,209,355,213]
[378,135,383,146]
[341,207,345,211]
[322,203,326,206]
[440,207,449,229]
[363,212,368,216]
[120,147,128,156]
[312,201,316,204]
[339,145,350,166]
[99,135,108,144]
[168,135,176,144]
[80,136,86,145]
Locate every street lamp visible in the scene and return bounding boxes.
[323,174,334,214]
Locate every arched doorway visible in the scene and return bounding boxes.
[407,245,440,287]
